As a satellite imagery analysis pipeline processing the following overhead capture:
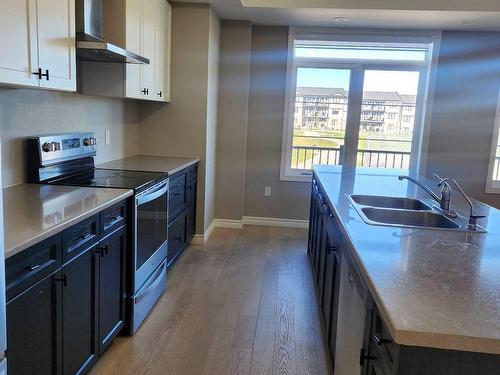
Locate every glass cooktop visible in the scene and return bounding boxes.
[49,168,168,193]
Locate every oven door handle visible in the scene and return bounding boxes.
[137,182,168,206]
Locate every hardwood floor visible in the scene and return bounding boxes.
[90,226,332,375]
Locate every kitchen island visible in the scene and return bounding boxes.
[311,165,500,374]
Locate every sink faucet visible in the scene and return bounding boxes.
[432,174,485,231]
[398,175,454,216]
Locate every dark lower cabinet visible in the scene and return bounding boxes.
[167,163,198,267]
[6,199,130,375]
[98,227,126,354]
[168,213,187,264]
[185,176,197,243]
[7,270,63,375]
[62,247,98,375]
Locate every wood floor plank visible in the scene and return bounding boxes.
[90,226,331,375]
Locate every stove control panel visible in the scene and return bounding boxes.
[29,132,97,166]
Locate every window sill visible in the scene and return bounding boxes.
[280,173,313,183]
[485,184,500,194]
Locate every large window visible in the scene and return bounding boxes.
[486,87,500,193]
[281,29,440,181]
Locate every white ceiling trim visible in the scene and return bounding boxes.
[175,0,500,30]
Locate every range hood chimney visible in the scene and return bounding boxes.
[76,0,149,64]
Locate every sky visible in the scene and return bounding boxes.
[296,68,419,95]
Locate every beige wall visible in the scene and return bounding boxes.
[215,21,252,220]
[204,8,220,229]
[425,31,500,208]
[243,25,310,220]
[0,88,139,187]
[216,27,500,221]
[138,3,219,234]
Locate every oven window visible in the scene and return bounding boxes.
[136,187,168,270]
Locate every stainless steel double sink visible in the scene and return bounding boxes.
[346,194,480,232]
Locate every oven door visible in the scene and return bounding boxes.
[135,179,169,291]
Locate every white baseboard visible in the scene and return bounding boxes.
[190,216,308,245]
[190,235,205,245]
[213,218,243,229]
[242,216,309,229]
[191,219,217,245]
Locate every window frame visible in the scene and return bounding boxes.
[485,86,500,193]
[280,27,441,182]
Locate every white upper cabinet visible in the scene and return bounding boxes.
[125,0,170,101]
[80,0,171,102]
[125,0,142,98]
[36,0,76,91]
[0,0,39,87]
[0,0,76,91]
[141,0,156,98]
[155,0,171,102]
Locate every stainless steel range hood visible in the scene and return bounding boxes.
[76,0,149,64]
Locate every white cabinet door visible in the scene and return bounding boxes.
[141,0,156,99]
[36,0,76,91]
[0,0,39,88]
[154,0,171,102]
[163,2,172,102]
[125,0,142,99]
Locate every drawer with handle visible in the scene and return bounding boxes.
[167,212,186,264]
[169,178,187,223]
[6,234,63,301]
[101,200,127,235]
[62,214,100,263]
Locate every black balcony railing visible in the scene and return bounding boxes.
[291,146,411,170]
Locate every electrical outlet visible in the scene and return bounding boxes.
[105,130,110,145]
[264,186,272,197]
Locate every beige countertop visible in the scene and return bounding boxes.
[3,184,133,259]
[97,154,199,175]
[314,165,500,355]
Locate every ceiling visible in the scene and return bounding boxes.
[174,0,500,30]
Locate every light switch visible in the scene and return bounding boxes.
[265,186,272,197]
[105,130,110,145]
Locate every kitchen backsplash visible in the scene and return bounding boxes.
[0,87,140,187]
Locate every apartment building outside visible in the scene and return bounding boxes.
[294,87,416,135]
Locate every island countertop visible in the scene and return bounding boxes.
[97,154,199,175]
[313,165,500,355]
[3,184,133,259]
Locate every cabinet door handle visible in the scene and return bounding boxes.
[105,215,123,230]
[94,243,109,257]
[158,91,162,97]
[185,185,192,191]
[25,264,41,272]
[55,274,68,287]
[33,68,42,79]
[373,334,391,346]
[175,236,182,242]
[142,88,149,95]
[328,244,337,253]
[41,69,49,81]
